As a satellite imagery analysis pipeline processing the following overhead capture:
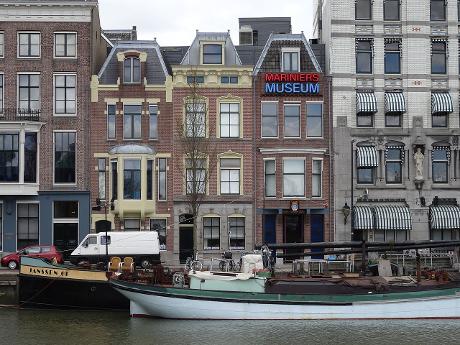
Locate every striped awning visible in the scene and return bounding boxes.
[353,206,374,230]
[384,93,406,113]
[431,93,453,114]
[374,206,412,231]
[430,205,460,230]
[356,92,378,113]
[357,146,379,167]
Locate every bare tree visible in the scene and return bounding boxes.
[176,70,216,256]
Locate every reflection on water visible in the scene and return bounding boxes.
[0,308,459,345]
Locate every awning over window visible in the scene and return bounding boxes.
[353,206,374,230]
[356,92,378,113]
[384,93,406,113]
[430,205,460,230]
[357,146,379,167]
[431,93,453,114]
[374,206,412,231]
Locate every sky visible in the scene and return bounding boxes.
[98,0,315,46]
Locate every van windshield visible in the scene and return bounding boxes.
[83,236,97,247]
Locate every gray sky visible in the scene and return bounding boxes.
[98,0,315,46]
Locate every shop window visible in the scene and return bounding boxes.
[261,102,278,137]
[384,0,400,21]
[123,105,142,139]
[54,131,76,184]
[150,219,167,250]
[431,0,446,21]
[356,0,372,20]
[0,133,19,182]
[264,160,276,197]
[203,217,220,250]
[123,57,141,83]
[283,159,305,197]
[229,217,245,250]
[123,159,141,200]
[356,40,373,74]
[203,44,222,64]
[431,41,447,74]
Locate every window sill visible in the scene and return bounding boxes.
[53,56,77,60]
[17,56,41,59]
[53,114,77,117]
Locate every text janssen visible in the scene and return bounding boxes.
[264,73,321,95]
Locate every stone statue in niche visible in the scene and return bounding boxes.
[414,147,424,180]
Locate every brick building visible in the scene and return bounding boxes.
[316,0,460,242]
[0,0,106,255]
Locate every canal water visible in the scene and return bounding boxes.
[0,307,458,345]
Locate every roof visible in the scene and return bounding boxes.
[180,32,242,66]
[0,0,98,5]
[161,46,189,74]
[98,40,169,85]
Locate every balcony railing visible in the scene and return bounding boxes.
[0,108,41,122]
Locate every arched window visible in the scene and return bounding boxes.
[123,57,140,83]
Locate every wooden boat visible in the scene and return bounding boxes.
[18,256,128,310]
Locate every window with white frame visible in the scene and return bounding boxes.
[282,49,300,72]
[18,32,40,58]
[107,104,116,139]
[0,32,4,58]
[147,160,153,200]
[123,159,141,200]
[229,217,245,249]
[54,33,77,58]
[306,103,323,137]
[283,159,305,197]
[24,133,37,183]
[185,102,206,137]
[123,105,142,139]
[261,102,278,137]
[150,219,167,250]
[17,203,39,249]
[220,103,240,138]
[284,104,300,138]
[220,158,241,195]
[0,133,19,182]
[18,74,40,113]
[97,158,106,200]
[202,44,222,64]
[312,160,322,197]
[158,158,167,201]
[54,74,76,115]
[0,74,3,114]
[186,158,206,194]
[149,105,158,139]
[54,132,76,184]
[203,217,220,249]
[123,57,141,83]
[124,219,140,231]
[264,160,276,197]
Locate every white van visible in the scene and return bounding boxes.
[70,231,160,268]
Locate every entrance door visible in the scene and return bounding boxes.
[284,215,303,261]
[53,223,78,260]
[310,214,324,259]
[263,214,277,244]
[179,227,194,264]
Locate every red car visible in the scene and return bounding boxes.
[1,245,64,270]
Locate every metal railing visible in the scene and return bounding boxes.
[0,108,41,122]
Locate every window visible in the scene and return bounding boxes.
[220,158,241,195]
[264,160,276,197]
[203,217,220,249]
[107,104,116,139]
[432,112,448,127]
[18,74,40,112]
[432,148,449,183]
[356,0,372,20]
[283,159,305,197]
[282,50,299,72]
[185,102,206,137]
[431,0,446,21]
[54,201,78,218]
[356,40,373,74]
[54,132,76,184]
[158,158,167,201]
[384,40,401,74]
[124,219,140,231]
[123,105,142,139]
[0,74,3,113]
[203,44,222,64]
[284,104,300,138]
[123,57,141,83]
[229,217,245,249]
[54,33,77,58]
[357,113,374,127]
[18,33,40,58]
[220,103,240,138]
[261,102,278,137]
[98,158,106,200]
[149,105,158,139]
[17,203,39,249]
[0,32,3,58]
[0,204,2,251]
[306,103,323,137]
[123,159,141,200]
[111,160,118,200]
[0,134,19,182]
[147,160,153,200]
[186,158,206,194]
[187,75,204,84]
[384,0,400,21]
[24,133,37,183]
[312,160,322,197]
[374,229,408,242]
[357,167,374,184]
[385,147,403,184]
[221,76,238,84]
[431,41,447,74]
[150,219,167,250]
[54,74,76,115]
[386,112,402,127]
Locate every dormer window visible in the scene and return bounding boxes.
[123,57,141,83]
[281,48,300,72]
[203,44,222,64]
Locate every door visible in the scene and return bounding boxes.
[263,214,277,244]
[179,227,194,264]
[310,214,324,259]
[53,223,78,260]
[284,215,303,261]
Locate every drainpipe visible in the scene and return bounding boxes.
[252,73,257,251]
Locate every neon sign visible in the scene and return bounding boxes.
[264,73,321,95]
